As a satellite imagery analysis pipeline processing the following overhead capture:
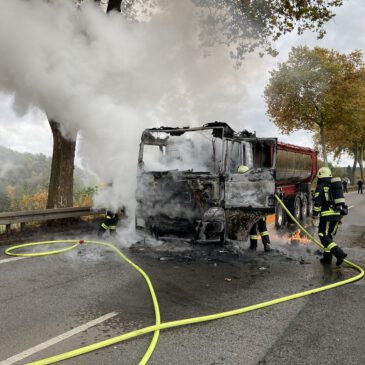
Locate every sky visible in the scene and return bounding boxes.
[0,0,364,171]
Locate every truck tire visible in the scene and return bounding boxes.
[307,194,313,217]
[286,194,301,223]
[301,194,308,222]
[275,202,286,229]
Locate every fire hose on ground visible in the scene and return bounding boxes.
[3,194,364,365]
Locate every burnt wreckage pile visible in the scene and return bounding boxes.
[135,122,317,244]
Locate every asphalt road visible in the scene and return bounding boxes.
[0,191,364,365]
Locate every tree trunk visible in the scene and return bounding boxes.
[346,165,351,179]
[47,120,76,209]
[107,0,122,12]
[319,122,328,166]
[351,143,358,185]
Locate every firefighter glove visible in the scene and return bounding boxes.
[338,204,348,216]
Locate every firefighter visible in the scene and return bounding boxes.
[237,165,271,251]
[249,217,271,251]
[98,210,119,237]
[313,167,348,266]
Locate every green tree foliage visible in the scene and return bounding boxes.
[322,52,365,181]
[0,146,96,211]
[0,145,51,197]
[79,0,343,63]
[264,46,363,165]
[192,0,343,64]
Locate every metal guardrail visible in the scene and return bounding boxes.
[0,207,105,235]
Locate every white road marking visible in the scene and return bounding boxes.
[348,205,355,209]
[0,257,27,265]
[0,312,118,365]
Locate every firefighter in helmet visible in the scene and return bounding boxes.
[249,217,271,251]
[237,165,271,251]
[313,167,348,265]
[96,181,120,237]
[98,210,119,237]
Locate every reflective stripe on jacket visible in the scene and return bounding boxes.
[313,179,342,221]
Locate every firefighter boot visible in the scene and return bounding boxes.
[320,252,332,265]
[263,243,271,252]
[97,226,107,237]
[331,246,347,266]
[250,242,257,251]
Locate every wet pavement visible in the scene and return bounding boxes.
[0,191,364,364]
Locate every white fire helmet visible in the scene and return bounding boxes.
[317,166,332,179]
[237,165,249,173]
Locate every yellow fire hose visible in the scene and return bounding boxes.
[5,240,160,365]
[4,194,364,365]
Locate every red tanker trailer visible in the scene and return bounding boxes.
[275,142,318,229]
[135,122,317,243]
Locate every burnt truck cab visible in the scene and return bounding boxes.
[135,122,277,243]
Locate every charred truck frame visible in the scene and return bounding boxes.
[136,122,317,243]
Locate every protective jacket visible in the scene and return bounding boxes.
[101,211,118,230]
[312,176,348,266]
[313,177,342,221]
[98,210,119,236]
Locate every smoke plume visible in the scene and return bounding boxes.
[0,0,267,212]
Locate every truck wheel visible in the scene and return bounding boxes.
[287,194,301,223]
[307,194,313,217]
[220,229,227,245]
[301,195,308,222]
[275,202,286,229]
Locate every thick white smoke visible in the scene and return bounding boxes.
[0,0,268,212]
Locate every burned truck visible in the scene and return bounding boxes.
[135,122,317,243]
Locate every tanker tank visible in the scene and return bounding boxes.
[275,143,316,185]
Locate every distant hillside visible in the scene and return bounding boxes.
[0,145,95,211]
[0,145,51,194]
